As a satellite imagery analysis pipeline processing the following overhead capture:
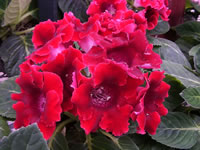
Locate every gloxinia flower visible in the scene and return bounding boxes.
[131,71,170,135]
[31,18,75,63]
[71,61,143,136]
[83,30,162,77]
[87,0,127,16]
[41,46,85,113]
[142,7,159,30]
[134,0,171,28]
[11,69,63,139]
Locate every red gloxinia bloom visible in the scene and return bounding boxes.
[143,7,159,30]
[11,69,63,139]
[83,30,162,77]
[32,20,57,49]
[71,61,143,136]
[87,0,127,16]
[31,18,75,63]
[131,71,170,135]
[41,46,85,114]
[134,0,171,22]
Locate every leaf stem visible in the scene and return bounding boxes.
[48,119,75,148]
[100,130,122,149]
[0,28,10,39]
[63,111,79,121]
[13,27,35,35]
[86,134,92,150]
[184,66,200,77]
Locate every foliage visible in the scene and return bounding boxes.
[1,0,200,150]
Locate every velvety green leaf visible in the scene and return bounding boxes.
[0,116,10,138]
[58,0,88,22]
[147,20,170,35]
[175,21,200,40]
[0,124,49,150]
[118,136,139,150]
[50,133,69,150]
[190,138,200,150]
[189,44,200,56]
[66,122,86,150]
[194,50,200,73]
[161,60,200,87]
[151,112,200,149]
[3,0,32,26]
[163,74,185,111]
[130,134,175,150]
[150,37,191,68]
[92,136,119,150]
[0,34,34,77]
[0,77,19,119]
[180,86,200,109]
[176,36,200,59]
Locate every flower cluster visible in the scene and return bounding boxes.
[12,0,170,139]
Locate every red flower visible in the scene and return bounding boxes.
[87,0,127,16]
[71,62,143,136]
[83,30,162,77]
[134,0,171,28]
[31,17,76,64]
[11,68,63,139]
[131,71,170,135]
[143,7,159,30]
[41,46,85,113]
[32,20,56,49]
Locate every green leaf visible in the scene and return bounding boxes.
[190,135,200,150]
[0,116,10,138]
[163,74,185,111]
[0,34,34,77]
[65,122,86,150]
[130,134,175,150]
[161,60,200,87]
[92,136,119,150]
[194,50,200,73]
[3,0,32,26]
[58,0,88,22]
[151,112,200,149]
[0,77,19,119]
[50,133,69,150]
[176,36,200,59]
[180,86,200,109]
[118,136,139,150]
[175,21,200,40]
[149,37,191,68]
[0,124,49,150]
[189,44,200,56]
[99,130,139,150]
[147,20,170,35]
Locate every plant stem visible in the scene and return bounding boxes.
[100,130,122,149]
[0,28,10,39]
[13,27,35,35]
[184,66,200,77]
[86,134,92,150]
[48,119,75,148]
[63,111,79,121]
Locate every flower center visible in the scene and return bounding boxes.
[101,3,116,15]
[39,95,46,112]
[90,85,115,108]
